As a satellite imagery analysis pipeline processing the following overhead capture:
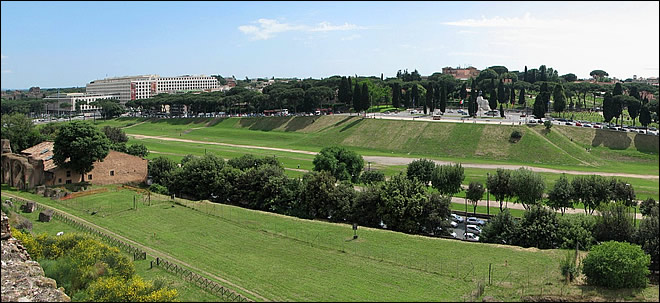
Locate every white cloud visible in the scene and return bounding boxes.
[238,19,367,40]
[444,12,575,29]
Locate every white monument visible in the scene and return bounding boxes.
[476,96,491,115]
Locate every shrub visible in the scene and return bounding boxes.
[148,183,169,195]
[582,241,650,289]
[406,158,436,186]
[557,214,596,250]
[593,203,635,242]
[640,197,658,216]
[480,208,517,245]
[509,130,523,143]
[559,250,579,282]
[360,170,385,184]
[544,120,553,130]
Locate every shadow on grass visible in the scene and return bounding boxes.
[633,133,660,154]
[339,118,364,132]
[333,116,355,127]
[592,130,631,150]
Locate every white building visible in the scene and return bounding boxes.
[43,93,119,114]
[86,75,220,104]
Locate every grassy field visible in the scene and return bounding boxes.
[3,186,657,302]
[92,116,658,177]
[1,192,224,302]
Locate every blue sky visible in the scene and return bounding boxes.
[2,1,658,89]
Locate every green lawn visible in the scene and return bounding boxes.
[3,186,657,302]
[1,192,224,302]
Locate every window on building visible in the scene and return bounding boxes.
[66,180,72,184]
[58,178,62,183]
[88,174,93,180]
[110,170,115,176]
[66,171,71,177]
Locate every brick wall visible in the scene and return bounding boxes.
[47,151,147,186]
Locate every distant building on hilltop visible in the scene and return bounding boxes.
[43,93,119,114]
[86,74,220,104]
[442,66,480,81]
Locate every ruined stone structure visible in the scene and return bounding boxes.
[1,139,148,189]
[1,211,71,302]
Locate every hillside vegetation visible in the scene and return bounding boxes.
[100,116,659,175]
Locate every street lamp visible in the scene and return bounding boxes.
[368,161,371,171]
[487,172,490,217]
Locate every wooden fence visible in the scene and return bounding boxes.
[14,197,147,261]
[153,257,251,302]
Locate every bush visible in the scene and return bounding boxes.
[509,130,523,143]
[360,170,385,184]
[148,183,168,195]
[582,241,650,289]
[559,250,579,282]
[480,208,517,245]
[513,206,559,249]
[593,203,635,242]
[557,214,596,250]
[406,158,436,186]
[544,120,553,130]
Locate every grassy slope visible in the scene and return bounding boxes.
[1,193,223,302]
[3,186,629,302]
[99,116,658,176]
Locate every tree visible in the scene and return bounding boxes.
[391,82,401,108]
[360,82,370,113]
[634,205,658,273]
[126,143,149,158]
[411,83,419,108]
[589,70,609,81]
[640,198,657,216]
[613,95,635,125]
[544,120,552,130]
[532,94,546,119]
[547,174,574,215]
[169,154,226,201]
[538,65,547,82]
[518,87,526,106]
[53,121,110,183]
[148,156,177,187]
[0,112,43,152]
[509,86,516,105]
[639,105,652,129]
[420,193,452,236]
[552,83,567,117]
[627,98,641,126]
[312,146,364,183]
[560,73,577,82]
[352,80,361,113]
[459,82,468,102]
[582,241,650,289]
[102,126,128,144]
[440,83,448,113]
[406,158,436,186]
[424,83,432,114]
[594,203,635,242]
[524,66,528,82]
[431,163,464,196]
[378,173,428,234]
[497,80,506,106]
[487,169,513,211]
[360,170,385,184]
[602,92,615,124]
[514,205,559,249]
[94,99,125,120]
[612,82,624,96]
[351,185,382,227]
[511,168,545,210]
[480,208,517,244]
[297,171,338,220]
[466,181,485,214]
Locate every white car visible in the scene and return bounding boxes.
[464,232,480,242]
[450,214,464,223]
[450,221,458,228]
[466,224,482,235]
[450,232,458,238]
[466,217,486,226]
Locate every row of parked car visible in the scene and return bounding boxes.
[528,117,659,135]
[450,213,486,242]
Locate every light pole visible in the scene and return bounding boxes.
[368,161,371,171]
[487,172,490,217]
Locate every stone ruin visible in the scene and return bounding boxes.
[1,211,71,302]
[21,201,35,213]
[39,209,54,222]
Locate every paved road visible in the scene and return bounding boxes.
[130,134,658,180]
[2,192,270,302]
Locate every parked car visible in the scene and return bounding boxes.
[450,221,459,228]
[450,214,464,223]
[583,124,592,128]
[466,224,482,235]
[593,124,601,129]
[464,232,480,242]
[450,231,458,239]
[466,217,486,226]
[575,121,582,126]
[565,122,573,126]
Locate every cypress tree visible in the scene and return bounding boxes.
[518,87,526,105]
[460,82,468,101]
[629,86,640,100]
[361,83,370,113]
[347,76,353,102]
[510,86,516,105]
[524,66,528,82]
[412,84,419,108]
[434,84,441,112]
[440,83,448,113]
[498,80,506,105]
[426,83,434,113]
[338,76,348,104]
[489,89,498,110]
[353,80,361,113]
[539,65,547,82]
[392,82,401,108]
[552,83,567,117]
[533,94,546,119]
[613,82,623,96]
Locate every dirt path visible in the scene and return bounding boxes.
[3,192,270,302]
[131,134,659,180]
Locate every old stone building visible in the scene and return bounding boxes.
[1,139,148,189]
